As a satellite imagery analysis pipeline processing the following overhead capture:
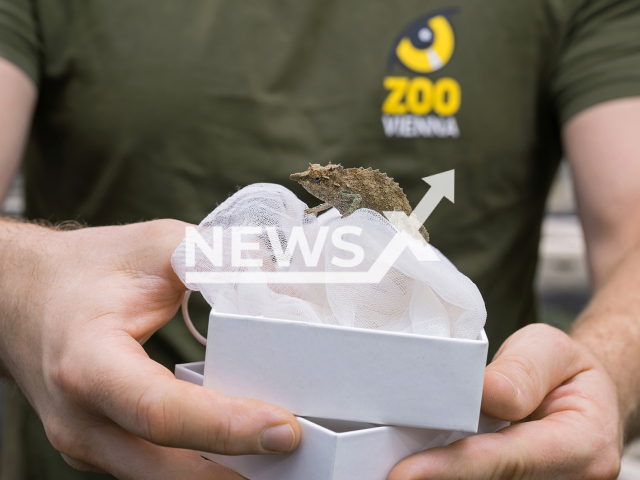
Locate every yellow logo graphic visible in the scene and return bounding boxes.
[389,11,456,74]
[382,10,460,139]
[382,76,460,116]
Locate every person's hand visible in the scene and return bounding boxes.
[0,219,301,479]
[388,324,622,480]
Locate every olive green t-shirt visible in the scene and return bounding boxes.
[1,0,640,478]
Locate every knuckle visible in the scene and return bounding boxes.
[521,323,574,354]
[43,417,69,453]
[211,412,233,454]
[139,219,166,238]
[60,453,82,470]
[60,453,95,472]
[136,387,172,445]
[465,439,533,480]
[501,455,533,480]
[583,461,621,480]
[523,322,560,338]
[207,395,267,455]
[387,456,436,480]
[142,218,185,240]
[43,417,95,463]
[585,445,621,480]
[49,347,108,411]
[207,398,236,454]
[49,353,84,399]
[573,428,621,480]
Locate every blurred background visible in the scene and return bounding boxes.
[1,165,640,478]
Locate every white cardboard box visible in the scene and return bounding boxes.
[175,362,508,480]
[203,312,488,431]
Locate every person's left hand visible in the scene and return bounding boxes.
[388,324,623,480]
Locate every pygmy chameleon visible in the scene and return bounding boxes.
[290,162,429,243]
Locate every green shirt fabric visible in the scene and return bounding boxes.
[1,0,640,478]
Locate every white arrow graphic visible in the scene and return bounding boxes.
[412,170,455,223]
[383,169,455,243]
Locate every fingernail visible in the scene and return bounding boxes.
[261,424,296,453]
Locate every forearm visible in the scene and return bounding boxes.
[570,241,640,440]
[0,58,36,201]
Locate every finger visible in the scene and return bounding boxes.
[86,337,301,456]
[80,422,247,480]
[388,415,619,480]
[482,323,591,421]
[60,453,108,474]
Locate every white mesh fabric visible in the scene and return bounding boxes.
[171,183,486,339]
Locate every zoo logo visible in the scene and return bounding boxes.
[389,11,456,74]
[382,10,461,139]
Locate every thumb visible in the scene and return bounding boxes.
[91,339,302,456]
[124,219,194,291]
[482,324,590,421]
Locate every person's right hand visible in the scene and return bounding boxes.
[0,219,301,479]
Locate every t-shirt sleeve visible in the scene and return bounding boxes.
[0,0,40,86]
[552,0,640,124]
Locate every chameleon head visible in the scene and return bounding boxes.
[290,162,344,194]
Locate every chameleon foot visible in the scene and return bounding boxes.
[304,202,332,216]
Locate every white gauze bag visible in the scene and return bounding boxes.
[171,183,486,339]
